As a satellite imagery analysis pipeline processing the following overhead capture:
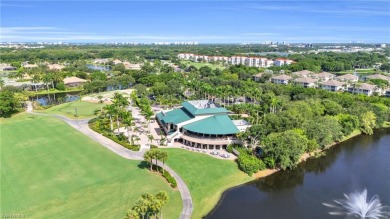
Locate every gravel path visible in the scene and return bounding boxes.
[26,101,193,219]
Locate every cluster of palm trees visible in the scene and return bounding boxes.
[143,149,168,173]
[95,93,138,144]
[125,191,169,219]
[8,66,65,91]
[185,80,263,106]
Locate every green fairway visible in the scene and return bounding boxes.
[181,60,226,70]
[163,149,252,218]
[1,114,181,219]
[336,69,380,74]
[35,101,106,119]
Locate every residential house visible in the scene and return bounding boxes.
[94,58,109,64]
[112,59,122,65]
[48,64,65,70]
[63,77,87,87]
[252,73,263,82]
[312,72,335,81]
[320,80,346,92]
[292,70,313,78]
[23,63,38,69]
[0,64,16,71]
[123,62,143,70]
[271,74,292,85]
[347,83,378,96]
[294,77,318,88]
[365,74,390,82]
[336,74,359,82]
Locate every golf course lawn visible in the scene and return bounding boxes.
[163,148,253,219]
[35,101,106,119]
[1,114,181,219]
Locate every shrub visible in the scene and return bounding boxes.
[158,168,177,188]
[237,153,265,176]
[56,82,66,91]
[226,144,233,153]
[150,145,158,149]
[263,157,276,169]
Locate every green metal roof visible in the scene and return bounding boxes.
[181,101,230,116]
[183,115,239,135]
[156,108,193,125]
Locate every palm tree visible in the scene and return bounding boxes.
[123,112,133,144]
[125,209,139,219]
[156,191,169,219]
[159,151,168,174]
[42,73,52,91]
[147,134,154,145]
[143,150,154,171]
[133,199,149,219]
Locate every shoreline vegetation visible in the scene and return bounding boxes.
[254,129,362,179]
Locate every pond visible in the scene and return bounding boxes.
[206,129,390,219]
[30,91,82,106]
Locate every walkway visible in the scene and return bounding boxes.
[26,102,193,219]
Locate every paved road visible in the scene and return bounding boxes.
[26,102,193,219]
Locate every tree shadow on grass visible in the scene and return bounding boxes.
[137,161,149,169]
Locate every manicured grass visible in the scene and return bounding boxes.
[34,88,84,95]
[163,149,252,218]
[336,69,380,74]
[0,114,181,218]
[35,101,106,119]
[181,60,226,70]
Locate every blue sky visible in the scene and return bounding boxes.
[1,0,389,43]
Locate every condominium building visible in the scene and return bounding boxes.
[347,83,378,96]
[294,77,318,88]
[270,74,292,85]
[320,80,346,92]
[273,58,294,66]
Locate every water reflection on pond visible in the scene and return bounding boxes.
[206,129,390,219]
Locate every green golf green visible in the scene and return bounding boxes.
[36,101,105,119]
[163,148,252,219]
[1,114,181,218]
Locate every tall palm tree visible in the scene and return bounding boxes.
[42,73,52,91]
[159,151,168,174]
[156,191,169,219]
[143,150,154,171]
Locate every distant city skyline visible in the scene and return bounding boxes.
[1,0,389,43]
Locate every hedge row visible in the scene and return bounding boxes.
[158,168,177,188]
[89,121,140,151]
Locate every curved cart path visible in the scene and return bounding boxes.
[26,102,193,219]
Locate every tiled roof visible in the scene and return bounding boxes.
[358,83,376,91]
[294,77,318,83]
[366,74,389,81]
[271,74,292,80]
[63,77,87,84]
[320,80,345,86]
[292,70,313,76]
[316,72,335,78]
[336,74,359,80]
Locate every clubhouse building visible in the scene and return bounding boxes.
[156,100,250,150]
